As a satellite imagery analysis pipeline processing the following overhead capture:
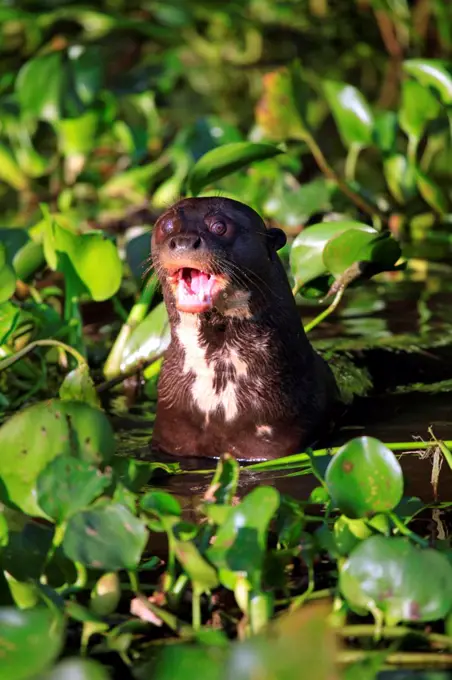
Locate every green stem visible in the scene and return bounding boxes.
[344,143,361,182]
[337,650,452,665]
[0,338,86,373]
[388,511,428,547]
[339,624,452,648]
[407,135,419,165]
[428,426,452,471]
[246,440,452,472]
[103,273,159,380]
[302,130,386,221]
[304,288,345,334]
[192,588,201,631]
[64,291,84,359]
[74,562,87,588]
[289,563,315,612]
[127,570,140,594]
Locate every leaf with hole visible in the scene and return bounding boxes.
[340,536,452,625]
[63,502,148,571]
[188,142,283,196]
[325,436,403,519]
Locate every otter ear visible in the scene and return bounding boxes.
[267,227,287,253]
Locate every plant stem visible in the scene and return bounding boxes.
[339,624,452,648]
[304,287,345,333]
[192,588,201,631]
[337,650,452,665]
[388,511,428,547]
[344,143,361,182]
[0,338,86,372]
[128,570,140,594]
[302,130,386,221]
[103,273,159,380]
[407,135,418,165]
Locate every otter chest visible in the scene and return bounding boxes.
[176,313,255,422]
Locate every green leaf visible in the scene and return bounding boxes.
[383,154,417,204]
[63,502,148,571]
[90,572,121,617]
[0,607,64,680]
[255,62,311,141]
[340,536,452,625]
[0,143,28,190]
[119,301,170,374]
[16,52,65,121]
[140,490,182,518]
[206,486,280,589]
[0,399,115,517]
[322,228,377,278]
[204,454,239,506]
[59,363,101,408]
[37,455,112,523]
[323,80,374,148]
[403,59,452,106]
[45,658,111,680]
[173,540,219,593]
[325,436,404,519]
[416,169,449,216]
[399,78,441,144]
[372,111,397,154]
[0,247,16,303]
[54,110,101,157]
[43,218,122,302]
[188,142,283,196]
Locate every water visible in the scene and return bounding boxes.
[109,262,452,514]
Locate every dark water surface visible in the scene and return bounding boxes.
[109,263,452,516]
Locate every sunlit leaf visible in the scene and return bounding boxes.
[399,78,441,144]
[16,52,66,121]
[383,154,417,204]
[403,59,452,106]
[0,143,28,190]
[188,142,283,196]
[340,536,452,624]
[119,301,170,374]
[59,363,101,408]
[90,572,121,617]
[325,436,404,519]
[323,80,374,148]
[416,169,448,216]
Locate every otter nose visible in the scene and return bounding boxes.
[168,233,203,252]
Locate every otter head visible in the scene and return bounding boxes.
[151,197,286,317]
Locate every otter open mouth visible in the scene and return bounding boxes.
[169,267,225,313]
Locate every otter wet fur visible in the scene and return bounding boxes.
[150,196,340,461]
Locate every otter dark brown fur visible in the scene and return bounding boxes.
[150,197,339,461]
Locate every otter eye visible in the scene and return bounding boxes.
[209,220,227,236]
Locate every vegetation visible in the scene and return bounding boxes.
[2,1,452,678]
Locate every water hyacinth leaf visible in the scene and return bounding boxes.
[205,454,239,505]
[2,517,53,582]
[37,455,112,524]
[340,536,452,625]
[206,486,280,589]
[333,515,373,556]
[90,572,121,617]
[0,606,64,680]
[63,503,148,571]
[325,436,403,519]
[16,52,65,121]
[0,229,29,265]
[45,658,111,680]
[383,154,417,204]
[0,399,115,517]
[0,143,28,190]
[119,301,170,375]
[290,221,375,291]
[323,80,374,148]
[13,240,45,282]
[140,490,182,518]
[68,44,104,106]
[54,110,101,157]
[59,363,101,408]
[43,218,122,301]
[255,63,311,141]
[416,169,448,216]
[0,250,16,303]
[372,111,397,154]
[399,78,441,144]
[188,142,283,196]
[403,59,452,106]
[173,540,219,592]
[323,227,377,278]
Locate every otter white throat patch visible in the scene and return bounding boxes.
[176,313,248,421]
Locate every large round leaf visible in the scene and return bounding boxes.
[45,658,111,680]
[340,536,452,624]
[187,142,283,196]
[325,436,403,519]
[63,502,148,571]
[322,227,377,278]
[0,400,115,517]
[0,607,64,680]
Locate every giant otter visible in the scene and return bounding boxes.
[150,197,339,461]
